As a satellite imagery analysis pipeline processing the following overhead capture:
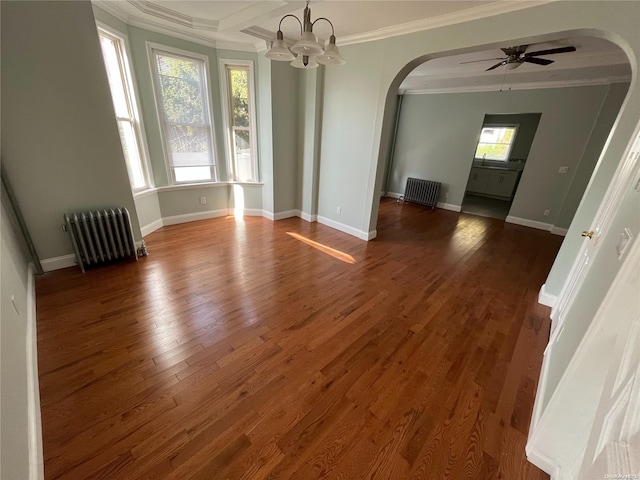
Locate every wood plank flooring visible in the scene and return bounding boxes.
[36,198,561,479]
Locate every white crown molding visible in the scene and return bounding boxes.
[403,75,631,95]
[128,0,219,32]
[94,3,260,52]
[338,0,555,46]
[94,1,130,24]
[215,40,262,54]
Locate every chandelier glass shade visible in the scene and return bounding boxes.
[265,1,345,68]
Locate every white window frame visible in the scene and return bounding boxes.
[219,59,259,183]
[474,124,519,163]
[147,42,218,185]
[97,22,153,192]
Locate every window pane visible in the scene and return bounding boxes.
[174,166,212,183]
[475,126,516,161]
[224,63,256,182]
[475,143,510,161]
[98,29,149,191]
[232,129,252,181]
[153,49,216,182]
[156,54,205,124]
[229,68,250,127]
[167,125,213,166]
[99,36,130,118]
[117,121,146,189]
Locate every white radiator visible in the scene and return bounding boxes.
[64,207,138,273]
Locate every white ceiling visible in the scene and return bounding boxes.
[94,1,632,91]
[400,36,631,93]
[94,0,545,49]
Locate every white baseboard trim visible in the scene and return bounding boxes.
[366,230,378,240]
[437,202,461,212]
[272,209,300,221]
[162,209,228,226]
[525,445,560,480]
[550,226,568,236]
[242,208,263,217]
[41,254,76,272]
[538,283,557,308]
[299,211,318,223]
[385,192,461,212]
[26,264,45,480]
[317,215,371,241]
[140,218,164,237]
[506,216,553,232]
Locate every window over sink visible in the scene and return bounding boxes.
[474,125,518,162]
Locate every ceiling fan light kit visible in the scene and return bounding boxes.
[265,0,345,68]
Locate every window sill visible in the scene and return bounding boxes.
[228,181,264,186]
[133,188,159,199]
[158,182,228,193]
[152,182,264,193]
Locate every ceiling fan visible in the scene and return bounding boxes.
[462,45,577,71]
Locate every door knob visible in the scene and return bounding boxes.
[581,230,594,239]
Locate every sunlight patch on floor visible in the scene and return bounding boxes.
[286,232,356,264]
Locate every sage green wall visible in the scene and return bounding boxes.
[316,0,639,427]
[318,41,384,233]
[1,200,32,480]
[157,186,228,218]
[1,0,141,260]
[298,68,324,218]
[553,82,629,231]
[257,56,275,215]
[227,184,264,211]
[134,192,162,229]
[545,82,631,293]
[389,86,615,228]
[271,62,300,214]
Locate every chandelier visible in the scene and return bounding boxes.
[265,1,345,68]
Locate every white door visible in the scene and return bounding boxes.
[578,238,640,479]
[551,124,640,337]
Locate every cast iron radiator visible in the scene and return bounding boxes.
[64,207,138,273]
[398,177,441,208]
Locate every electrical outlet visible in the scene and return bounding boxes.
[337,207,342,215]
[199,196,207,205]
[558,166,569,174]
[543,209,550,216]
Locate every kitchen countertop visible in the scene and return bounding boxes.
[473,165,521,172]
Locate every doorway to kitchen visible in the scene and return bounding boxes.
[461,113,541,220]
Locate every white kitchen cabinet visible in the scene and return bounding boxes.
[466,167,520,200]
[466,169,490,194]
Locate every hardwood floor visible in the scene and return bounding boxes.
[36,198,561,479]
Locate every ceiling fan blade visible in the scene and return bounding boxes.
[524,57,554,66]
[525,46,576,57]
[460,57,505,64]
[486,61,506,71]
